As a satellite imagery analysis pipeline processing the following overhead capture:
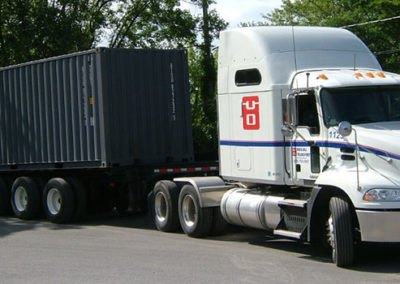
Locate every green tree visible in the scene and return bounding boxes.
[187,0,227,158]
[108,0,197,48]
[0,0,227,156]
[0,0,112,67]
[245,0,400,73]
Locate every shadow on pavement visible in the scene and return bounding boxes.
[352,243,400,272]
[209,225,400,273]
[0,210,155,239]
[0,215,88,238]
[0,218,39,238]
[78,211,156,230]
[2,212,400,274]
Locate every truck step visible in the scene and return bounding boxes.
[273,229,302,239]
[278,199,307,208]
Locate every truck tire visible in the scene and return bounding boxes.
[210,207,228,236]
[327,196,354,267]
[11,177,41,220]
[43,178,75,224]
[178,184,213,238]
[0,178,11,215]
[153,180,180,232]
[67,178,87,221]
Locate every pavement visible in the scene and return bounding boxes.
[1,214,400,283]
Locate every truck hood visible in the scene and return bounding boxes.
[356,122,400,159]
[354,122,400,185]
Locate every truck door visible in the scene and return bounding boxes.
[289,94,322,184]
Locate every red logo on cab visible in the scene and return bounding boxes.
[242,96,260,130]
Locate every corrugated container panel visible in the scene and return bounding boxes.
[0,48,194,170]
[99,48,193,166]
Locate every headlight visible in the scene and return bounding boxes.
[363,188,400,202]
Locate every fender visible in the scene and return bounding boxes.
[316,166,400,209]
[173,176,232,207]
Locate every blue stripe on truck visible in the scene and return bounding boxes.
[220,140,400,160]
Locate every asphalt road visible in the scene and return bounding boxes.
[1,214,400,284]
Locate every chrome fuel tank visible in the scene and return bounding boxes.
[220,188,284,230]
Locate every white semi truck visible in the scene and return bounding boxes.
[1,26,399,268]
[152,26,400,267]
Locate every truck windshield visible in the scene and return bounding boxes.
[320,86,400,127]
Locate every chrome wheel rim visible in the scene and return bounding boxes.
[47,188,62,215]
[14,186,28,212]
[182,195,197,228]
[155,192,168,223]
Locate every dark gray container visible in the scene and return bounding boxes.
[0,48,194,170]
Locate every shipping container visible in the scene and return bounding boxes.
[0,48,194,170]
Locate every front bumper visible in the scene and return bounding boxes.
[356,209,400,242]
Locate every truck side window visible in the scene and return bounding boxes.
[235,69,261,86]
[297,95,320,134]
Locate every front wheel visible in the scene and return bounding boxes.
[327,197,355,267]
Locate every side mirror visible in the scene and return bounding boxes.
[338,121,352,137]
[286,93,297,126]
[281,125,294,137]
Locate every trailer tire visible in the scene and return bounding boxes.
[43,178,75,224]
[210,207,228,236]
[0,178,11,215]
[11,177,41,219]
[327,196,354,267]
[67,178,87,221]
[178,184,213,238]
[153,180,180,232]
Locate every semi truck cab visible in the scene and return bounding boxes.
[288,71,400,240]
[153,26,400,267]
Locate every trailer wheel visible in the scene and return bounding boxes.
[153,180,180,232]
[0,178,11,215]
[178,185,213,238]
[67,178,87,221]
[43,178,75,224]
[11,177,41,219]
[326,196,354,267]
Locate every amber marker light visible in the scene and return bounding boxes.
[354,72,363,78]
[376,72,386,78]
[366,72,375,78]
[318,74,328,80]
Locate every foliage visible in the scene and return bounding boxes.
[187,46,217,157]
[186,0,227,158]
[0,0,227,156]
[0,0,112,66]
[108,0,197,48]
[247,0,400,73]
